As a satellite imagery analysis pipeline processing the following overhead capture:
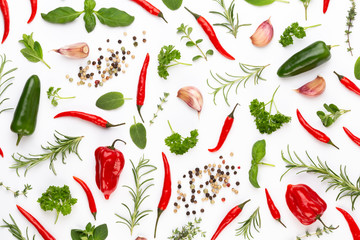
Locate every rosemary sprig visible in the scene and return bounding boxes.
[115,156,156,235]
[1,214,36,240]
[177,24,213,61]
[11,131,84,176]
[0,182,32,197]
[169,218,206,239]
[150,92,169,125]
[281,145,360,210]
[210,0,251,38]
[345,0,356,55]
[207,63,269,106]
[235,207,261,240]
[296,226,335,239]
[0,54,17,114]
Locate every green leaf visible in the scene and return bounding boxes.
[95,8,134,27]
[33,41,43,58]
[249,164,260,188]
[252,139,266,163]
[206,49,214,55]
[130,117,147,149]
[244,0,277,5]
[84,12,97,33]
[93,224,108,240]
[162,0,183,10]
[196,39,203,44]
[192,55,202,61]
[355,56,360,80]
[20,48,41,63]
[187,27,193,35]
[41,7,82,23]
[186,41,195,47]
[84,0,96,13]
[96,92,127,110]
[71,230,83,240]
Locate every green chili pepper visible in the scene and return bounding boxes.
[277,41,335,77]
[10,75,40,145]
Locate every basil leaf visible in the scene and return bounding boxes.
[41,7,82,23]
[84,0,96,13]
[33,41,43,58]
[244,0,276,6]
[130,117,147,149]
[355,56,360,80]
[251,139,266,163]
[84,12,96,33]
[249,165,260,188]
[162,0,183,10]
[96,92,128,110]
[95,8,134,27]
[20,48,41,63]
[93,224,108,240]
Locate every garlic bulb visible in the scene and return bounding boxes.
[52,42,89,59]
[295,76,326,96]
[177,86,203,115]
[250,18,273,47]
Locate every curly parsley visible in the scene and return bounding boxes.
[279,22,321,47]
[165,120,198,155]
[249,86,291,134]
[157,45,191,79]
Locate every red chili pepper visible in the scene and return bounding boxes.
[286,184,330,228]
[184,7,235,60]
[0,0,9,44]
[265,188,286,228]
[343,127,360,146]
[323,0,330,14]
[95,139,126,200]
[296,109,338,149]
[73,176,97,220]
[136,53,150,123]
[131,0,167,23]
[208,103,239,152]
[16,205,56,240]
[334,71,360,96]
[154,152,171,238]
[211,199,250,240]
[27,0,37,23]
[54,111,125,128]
[336,207,360,240]
[0,147,3,158]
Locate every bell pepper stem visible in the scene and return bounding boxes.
[109,139,126,150]
[154,208,164,238]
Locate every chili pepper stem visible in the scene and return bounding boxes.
[304,24,322,30]
[154,208,164,238]
[277,219,287,228]
[158,12,168,23]
[333,71,343,80]
[228,103,240,118]
[184,7,200,20]
[92,212,97,220]
[16,134,23,146]
[238,199,251,209]
[105,122,125,128]
[137,105,144,123]
[328,139,339,149]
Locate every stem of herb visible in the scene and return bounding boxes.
[168,60,192,68]
[167,120,175,134]
[0,182,32,198]
[1,214,35,240]
[258,162,275,167]
[345,0,356,55]
[41,59,51,69]
[276,0,289,2]
[303,24,321,30]
[267,85,280,116]
[150,93,169,125]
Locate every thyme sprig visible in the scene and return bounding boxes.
[296,226,335,239]
[210,0,251,38]
[345,0,356,55]
[235,207,261,240]
[0,182,32,198]
[1,214,36,240]
[281,145,360,210]
[0,54,17,114]
[207,63,269,106]
[116,156,156,235]
[169,218,206,240]
[150,92,169,125]
[11,131,84,176]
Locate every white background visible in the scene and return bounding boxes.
[0,0,360,239]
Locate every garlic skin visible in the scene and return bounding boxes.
[295,76,326,96]
[135,238,147,240]
[177,86,203,115]
[250,18,273,47]
[52,42,89,59]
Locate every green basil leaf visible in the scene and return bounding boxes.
[244,0,276,6]
[84,12,96,33]
[249,164,260,188]
[251,139,266,163]
[96,92,127,110]
[84,0,96,13]
[34,41,43,59]
[20,48,41,63]
[41,7,82,23]
[355,56,360,80]
[93,224,108,240]
[95,8,134,27]
[130,117,147,149]
[70,230,82,240]
[162,0,183,10]
[192,55,202,61]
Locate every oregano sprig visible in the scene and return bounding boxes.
[0,182,32,198]
[345,0,356,55]
[47,87,75,107]
[296,226,335,239]
[150,92,169,125]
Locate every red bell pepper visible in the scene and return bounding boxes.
[95,139,125,200]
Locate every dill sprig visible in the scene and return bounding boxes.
[0,182,32,198]
[207,63,269,106]
[115,156,156,235]
[169,218,206,240]
[150,92,169,125]
[11,131,84,176]
[281,145,360,210]
[345,0,356,55]
[235,207,261,240]
[1,214,36,240]
[296,226,335,239]
[0,54,17,114]
[210,0,251,38]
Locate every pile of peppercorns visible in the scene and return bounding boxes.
[173,155,241,216]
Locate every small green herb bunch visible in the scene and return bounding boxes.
[157,45,191,80]
[165,120,199,155]
[150,92,170,125]
[316,103,350,127]
[345,0,356,55]
[71,223,108,240]
[279,22,321,47]
[19,33,50,69]
[169,218,206,240]
[0,182,32,198]
[296,226,336,239]
[47,87,75,107]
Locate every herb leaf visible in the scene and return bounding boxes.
[84,0,96,13]
[0,54,17,115]
[0,182,32,198]
[1,214,36,240]
[165,120,198,155]
[95,8,134,27]
[19,33,50,69]
[157,45,191,79]
[316,103,350,127]
[162,0,183,10]
[245,0,289,6]
[71,223,108,240]
[345,0,356,55]
[47,87,75,107]
[130,117,147,149]
[150,92,169,125]
[84,12,96,33]
[169,218,206,239]
[96,92,129,110]
[279,22,321,47]
[355,56,360,80]
[235,207,261,240]
[41,7,82,23]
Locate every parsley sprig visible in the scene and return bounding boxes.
[47,87,75,107]
[157,45,191,80]
[165,120,199,155]
[169,218,206,240]
[279,22,321,47]
[249,86,291,134]
[19,33,50,69]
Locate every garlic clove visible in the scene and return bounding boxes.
[250,18,273,47]
[295,76,326,96]
[52,42,89,59]
[177,86,203,115]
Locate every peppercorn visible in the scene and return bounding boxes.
[106,39,110,42]
[174,202,178,207]
[200,209,204,213]
[143,39,146,43]
[178,184,181,189]
[236,181,240,186]
[186,211,190,216]
[118,40,122,44]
